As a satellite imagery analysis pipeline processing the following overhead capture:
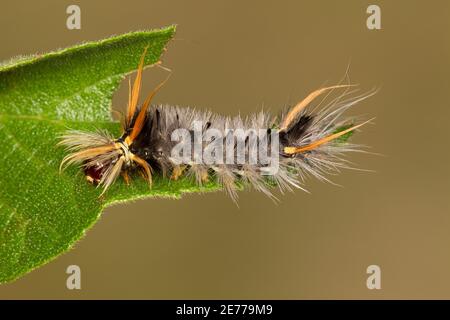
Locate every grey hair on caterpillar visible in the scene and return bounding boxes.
[59,48,375,201]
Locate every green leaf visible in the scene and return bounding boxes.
[0,26,220,284]
[332,124,355,144]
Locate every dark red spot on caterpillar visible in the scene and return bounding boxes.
[84,163,105,185]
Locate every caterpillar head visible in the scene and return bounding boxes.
[58,47,168,196]
[58,130,152,195]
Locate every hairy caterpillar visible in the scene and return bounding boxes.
[59,49,374,201]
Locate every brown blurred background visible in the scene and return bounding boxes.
[0,0,449,299]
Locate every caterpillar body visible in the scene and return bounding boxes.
[59,49,374,201]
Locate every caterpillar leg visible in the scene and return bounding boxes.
[130,154,153,187]
[200,170,209,184]
[121,170,131,185]
[171,165,187,181]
